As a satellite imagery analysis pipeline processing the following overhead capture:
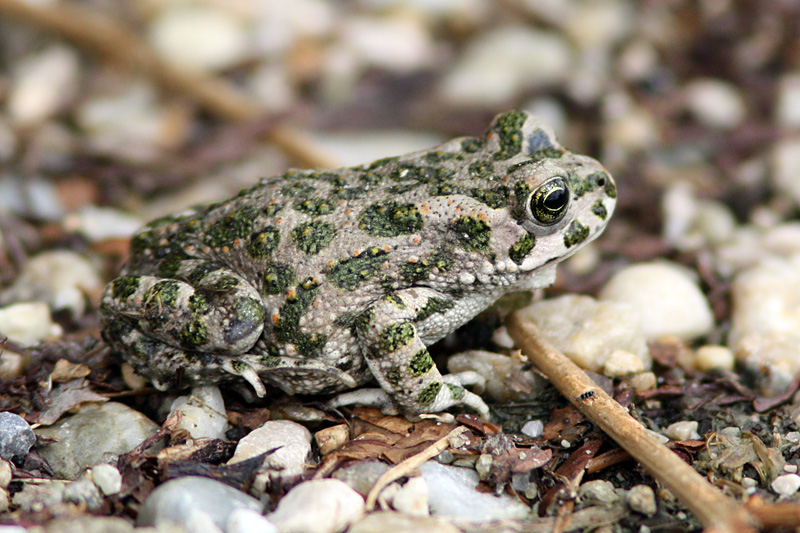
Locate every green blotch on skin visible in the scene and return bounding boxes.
[451,216,492,253]
[180,318,209,347]
[272,278,328,357]
[248,226,281,258]
[149,280,181,308]
[328,248,388,290]
[292,197,335,216]
[262,202,284,217]
[511,182,532,222]
[187,262,225,283]
[491,111,527,160]
[415,297,455,322]
[291,221,337,255]
[423,150,460,162]
[446,383,466,401]
[605,180,617,199]
[592,199,608,220]
[417,382,442,406]
[358,202,424,237]
[392,164,454,184]
[461,137,483,153]
[408,349,434,377]
[380,322,416,353]
[234,297,266,325]
[563,220,590,248]
[509,233,536,265]
[526,128,565,159]
[468,161,493,178]
[428,182,461,197]
[130,231,156,256]
[203,208,256,249]
[400,248,455,284]
[260,355,282,368]
[263,263,295,295]
[112,276,140,300]
[386,369,402,386]
[383,294,406,309]
[208,275,240,292]
[188,293,210,315]
[468,186,509,209]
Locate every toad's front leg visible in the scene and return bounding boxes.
[330,288,490,420]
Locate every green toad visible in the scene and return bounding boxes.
[100,111,616,419]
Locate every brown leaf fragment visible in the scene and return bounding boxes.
[50,359,91,382]
[36,379,108,425]
[476,433,552,490]
[226,407,272,432]
[543,405,587,443]
[753,374,800,412]
[541,437,604,516]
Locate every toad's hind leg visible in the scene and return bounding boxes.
[101,262,268,391]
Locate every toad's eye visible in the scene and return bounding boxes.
[529,177,569,225]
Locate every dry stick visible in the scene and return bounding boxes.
[505,313,755,533]
[365,425,469,511]
[0,0,339,169]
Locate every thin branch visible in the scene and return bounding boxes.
[0,0,339,169]
[505,312,756,533]
[365,425,468,511]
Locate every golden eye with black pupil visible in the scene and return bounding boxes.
[529,177,569,225]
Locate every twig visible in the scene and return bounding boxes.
[505,312,755,533]
[364,425,468,511]
[0,0,339,169]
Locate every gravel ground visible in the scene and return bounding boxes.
[1,1,800,531]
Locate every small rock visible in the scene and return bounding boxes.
[36,402,159,479]
[520,420,544,438]
[12,480,67,512]
[138,476,263,530]
[664,421,701,441]
[438,26,572,106]
[41,517,136,533]
[771,138,800,208]
[307,130,443,169]
[419,461,529,521]
[63,206,144,242]
[599,261,714,341]
[228,420,312,495]
[776,74,800,128]
[391,476,429,516]
[0,459,13,488]
[517,294,649,374]
[268,479,365,533]
[340,14,435,73]
[148,5,249,72]
[348,511,462,533]
[0,302,60,345]
[63,477,103,511]
[1,250,103,317]
[315,424,350,455]
[170,386,228,440]
[0,118,18,162]
[0,412,35,461]
[90,463,122,496]
[332,459,389,497]
[227,507,278,533]
[694,345,735,372]
[0,487,8,513]
[8,45,80,127]
[579,479,619,504]
[447,350,546,402]
[771,473,800,496]
[729,255,800,393]
[603,349,645,378]
[626,485,657,516]
[628,372,657,392]
[683,78,746,130]
[0,349,29,381]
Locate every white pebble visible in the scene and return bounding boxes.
[0,302,60,345]
[785,464,798,473]
[771,137,800,208]
[63,206,144,242]
[741,477,758,488]
[148,5,249,72]
[628,372,657,392]
[1,250,102,318]
[90,464,122,496]
[268,479,365,533]
[517,294,649,374]
[229,420,312,495]
[729,255,800,392]
[694,345,735,372]
[390,476,429,517]
[520,420,544,438]
[626,485,657,516]
[340,15,435,73]
[603,350,645,378]
[683,78,746,130]
[664,421,701,441]
[438,26,572,106]
[776,74,800,128]
[8,46,80,127]
[170,386,228,440]
[599,261,714,341]
[772,473,800,496]
[227,508,278,533]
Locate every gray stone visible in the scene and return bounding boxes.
[0,411,36,460]
[332,459,389,497]
[349,511,462,533]
[138,476,263,530]
[268,479,365,533]
[626,484,657,516]
[35,402,159,479]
